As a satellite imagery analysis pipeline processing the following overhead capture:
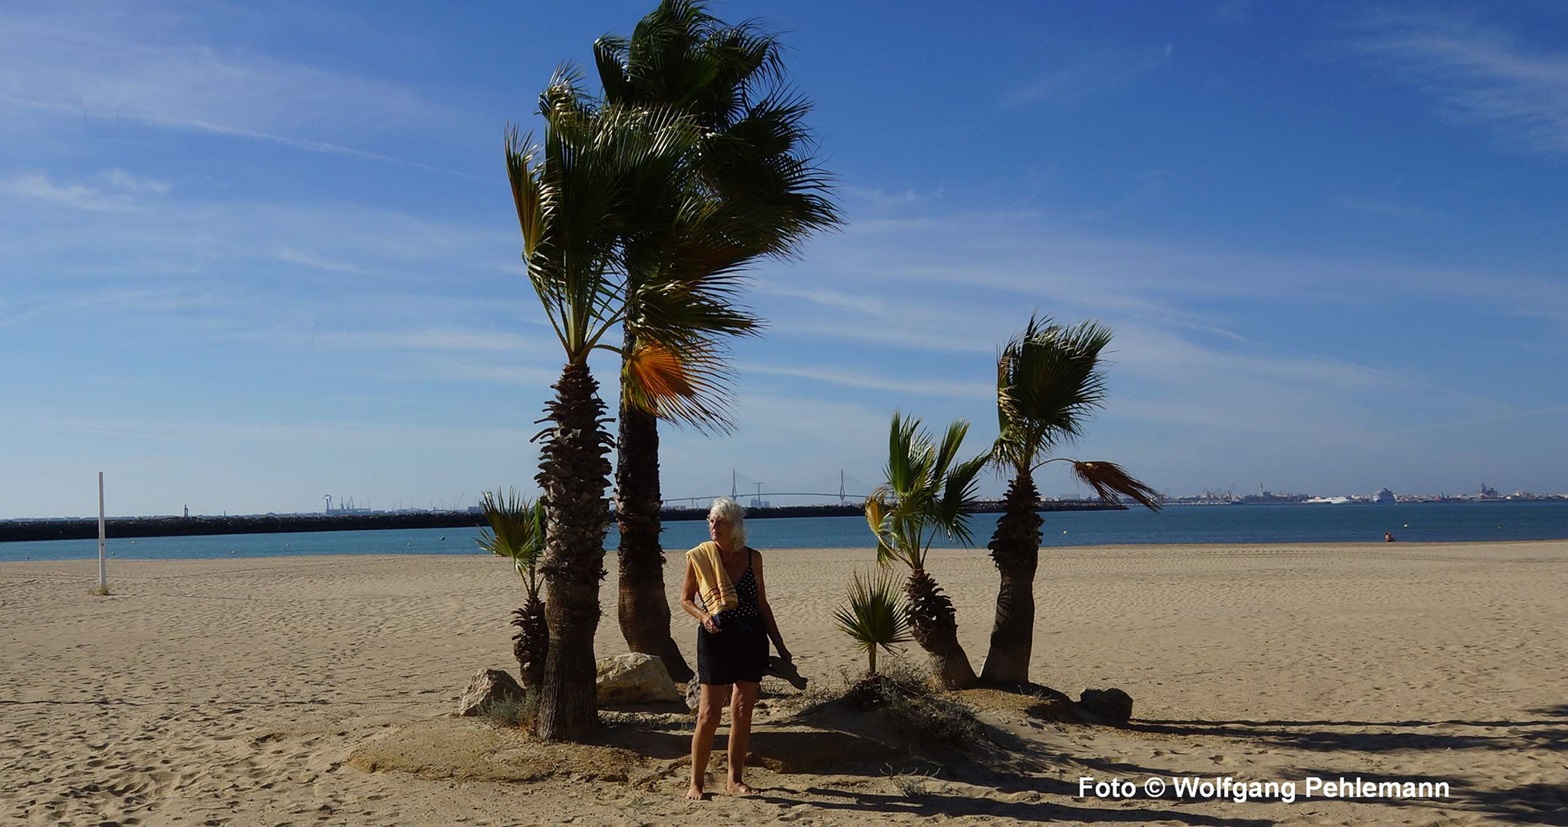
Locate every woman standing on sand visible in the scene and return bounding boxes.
[679,497,792,800]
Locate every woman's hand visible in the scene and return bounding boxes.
[776,646,792,662]
[701,614,721,634]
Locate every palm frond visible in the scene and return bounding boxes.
[620,337,740,432]
[870,412,986,571]
[993,315,1113,472]
[1069,460,1163,512]
[476,488,547,598]
[832,569,911,674]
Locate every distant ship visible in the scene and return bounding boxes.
[1305,496,1350,504]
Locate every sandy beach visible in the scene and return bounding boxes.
[3,540,1565,825]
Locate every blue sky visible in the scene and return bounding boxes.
[3,1,1566,518]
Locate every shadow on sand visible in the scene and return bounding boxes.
[1114,714,1567,824]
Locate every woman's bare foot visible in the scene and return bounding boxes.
[726,780,757,795]
[685,785,707,801]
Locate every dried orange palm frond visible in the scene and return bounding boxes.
[1069,460,1163,511]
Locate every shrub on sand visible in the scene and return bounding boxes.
[477,692,539,728]
[845,659,985,749]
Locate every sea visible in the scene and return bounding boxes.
[2,501,1565,563]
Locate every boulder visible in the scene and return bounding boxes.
[458,668,526,717]
[1078,687,1134,725]
[596,653,682,705]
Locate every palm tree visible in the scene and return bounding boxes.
[833,569,911,677]
[980,316,1162,686]
[865,413,989,689]
[475,489,547,690]
[592,0,839,683]
[505,78,701,740]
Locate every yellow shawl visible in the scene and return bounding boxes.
[687,541,738,614]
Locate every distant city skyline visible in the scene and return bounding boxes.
[3,1,1566,519]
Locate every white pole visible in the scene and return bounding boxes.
[97,471,107,592]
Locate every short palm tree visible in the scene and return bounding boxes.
[865,412,988,689]
[833,569,911,677]
[475,489,547,690]
[981,316,1162,686]
[593,0,839,684]
[506,78,701,741]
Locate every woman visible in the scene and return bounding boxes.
[679,497,791,800]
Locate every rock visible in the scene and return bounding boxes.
[458,668,526,717]
[1078,688,1133,725]
[596,653,681,705]
[684,679,702,712]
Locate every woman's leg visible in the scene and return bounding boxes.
[725,680,761,794]
[687,683,729,800]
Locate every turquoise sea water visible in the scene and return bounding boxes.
[3,501,1565,563]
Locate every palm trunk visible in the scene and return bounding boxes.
[980,472,1043,686]
[905,568,977,690]
[534,361,612,741]
[615,330,694,683]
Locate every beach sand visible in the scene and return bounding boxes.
[2,541,1565,825]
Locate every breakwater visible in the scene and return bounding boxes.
[0,499,1123,543]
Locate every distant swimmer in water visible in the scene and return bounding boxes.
[1384,531,1396,542]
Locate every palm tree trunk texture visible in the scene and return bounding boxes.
[980,473,1044,686]
[905,568,977,689]
[615,393,695,683]
[534,361,613,741]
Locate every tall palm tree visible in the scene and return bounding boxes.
[592,0,839,683]
[980,316,1162,686]
[865,413,989,689]
[476,489,548,690]
[505,78,701,740]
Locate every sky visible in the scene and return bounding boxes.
[3,1,1566,519]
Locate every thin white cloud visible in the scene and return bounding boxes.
[1390,403,1568,435]
[315,328,547,355]
[0,412,538,451]
[1355,14,1568,155]
[275,249,375,276]
[102,168,171,195]
[0,6,464,165]
[0,285,223,327]
[0,172,136,212]
[840,186,944,209]
[1006,43,1174,106]
[754,284,887,316]
[769,319,996,355]
[1339,195,1433,218]
[745,363,991,400]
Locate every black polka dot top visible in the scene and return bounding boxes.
[716,549,760,625]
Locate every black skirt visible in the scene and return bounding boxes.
[696,617,768,685]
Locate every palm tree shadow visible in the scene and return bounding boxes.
[1526,703,1568,719]
[1127,716,1568,753]
[757,786,1273,826]
[1111,716,1567,824]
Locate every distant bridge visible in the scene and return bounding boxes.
[661,491,873,508]
[663,469,876,508]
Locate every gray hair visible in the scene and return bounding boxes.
[707,497,748,548]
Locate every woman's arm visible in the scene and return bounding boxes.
[679,558,721,634]
[752,551,791,660]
